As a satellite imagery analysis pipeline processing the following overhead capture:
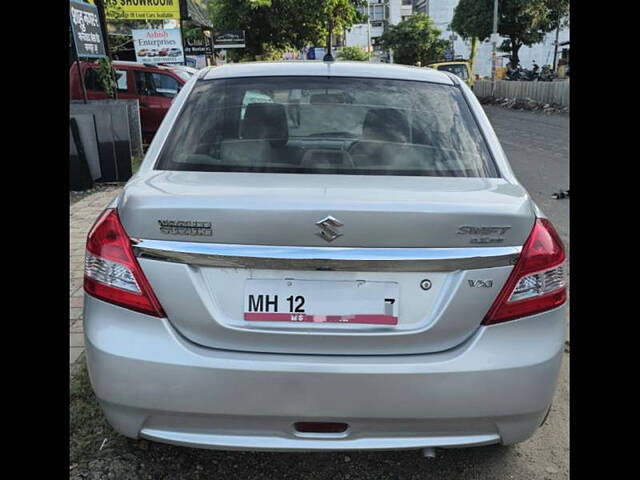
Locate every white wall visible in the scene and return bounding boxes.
[345,24,370,49]
[429,0,569,76]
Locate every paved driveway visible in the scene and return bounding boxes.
[69,186,122,367]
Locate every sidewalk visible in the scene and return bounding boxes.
[70,186,122,370]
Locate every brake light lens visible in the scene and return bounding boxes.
[84,209,165,317]
[483,218,566,325]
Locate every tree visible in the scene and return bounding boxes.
[451,0,569,67]
[378,14,448,66]
[338,46,368,61]
[468,37,480,76]
[209,0,364,61]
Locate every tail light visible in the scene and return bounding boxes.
[84,209,165,317]
[483,218,566,325]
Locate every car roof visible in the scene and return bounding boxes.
[112,61,184,73]
[429,61,469,66]
[199,61,455,85]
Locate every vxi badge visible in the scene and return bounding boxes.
[457,225,511,244]
[158,220,212,236]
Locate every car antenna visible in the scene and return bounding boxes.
[323,22,335,62]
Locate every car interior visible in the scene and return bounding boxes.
[163,85,490,177]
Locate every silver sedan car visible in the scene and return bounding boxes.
[84,61,566,454]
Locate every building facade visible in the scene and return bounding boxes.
[345,0,569,75]
[428,0,569,77]
[344,0,408,61]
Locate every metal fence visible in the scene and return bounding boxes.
[473,80,570,106]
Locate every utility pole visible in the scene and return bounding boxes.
[93,0,111,58]
[367,1,372,61]
[450,31,456,59]
[552,22,560,71]
[490,0,499,97]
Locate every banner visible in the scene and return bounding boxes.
[213,31,245,49]
[70,1,106,58]
[132,29,184,64]
[184,33,212,55]
[105,0,181,21]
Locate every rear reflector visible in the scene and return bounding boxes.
[84,209,165,317]
[294,422,349,434]
[483,218,566,325]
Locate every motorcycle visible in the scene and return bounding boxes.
[520,62,540,81]
[505,63,522,81]
[539,64,556,82]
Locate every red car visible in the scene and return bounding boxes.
[70,60,188,145]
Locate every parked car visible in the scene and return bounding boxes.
[427,61,474,88]
[164,64,197,74]
[163,64,198,82]
[69,60,187,144]
[84,62,566,455]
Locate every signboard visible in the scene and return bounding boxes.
[105,0,181,21]
[70,1,106,58]
[184,34,212,55]
[443,49,453,61]
[213,31,245,49]
[132,29,184,64]
[186,55,207,69]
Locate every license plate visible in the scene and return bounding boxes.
[244,279,399,325]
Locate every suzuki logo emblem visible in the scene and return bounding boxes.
[315,216,344,242]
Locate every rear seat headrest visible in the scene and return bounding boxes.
[241,103,288,147]
[362,108,410,143]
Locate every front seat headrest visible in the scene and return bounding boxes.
[241,103,288,147]
[362,108,410,143]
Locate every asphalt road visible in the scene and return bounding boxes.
[70,106,570,480]
[484,106,569,254]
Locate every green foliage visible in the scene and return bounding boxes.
[182,22,205,42]
[338,46,369,61]
[96,57,116,99]
[378,14,448,66]
[451,0,569,66]
[209,0,364,60]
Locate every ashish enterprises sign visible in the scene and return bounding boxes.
[106,0,181,21]
[132,29,185,64]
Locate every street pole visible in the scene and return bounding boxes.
[367,1,372,61]
[491,0,498,97]
[180,19,188,66]
[94,0,111,58]
[552,23,560,71]
[450,32,456,59]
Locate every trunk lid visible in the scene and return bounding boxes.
[120,171,534,355]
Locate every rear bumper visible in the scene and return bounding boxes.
[84,295,566,451]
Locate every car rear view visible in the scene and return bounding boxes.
[83,62,566,452]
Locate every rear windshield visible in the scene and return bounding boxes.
[156,76,497,177]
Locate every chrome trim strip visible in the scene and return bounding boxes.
[139,428,501,450]
[132,239,521,272]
